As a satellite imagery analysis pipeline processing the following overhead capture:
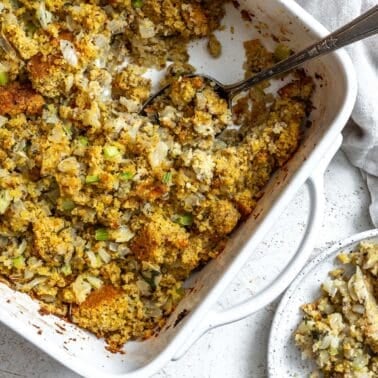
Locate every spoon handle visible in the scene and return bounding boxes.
[226,5,378,98]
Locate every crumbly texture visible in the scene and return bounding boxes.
[295,242,378,377]
[0,1,314,351]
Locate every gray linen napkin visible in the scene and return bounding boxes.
[297,0,378,226]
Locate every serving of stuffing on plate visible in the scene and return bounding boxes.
[0,0,314,351]
[295,242,378,377]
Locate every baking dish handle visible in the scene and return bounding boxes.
[172,134,342,361]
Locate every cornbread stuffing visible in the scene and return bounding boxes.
[295,242,378,377]
[0,0,314,351]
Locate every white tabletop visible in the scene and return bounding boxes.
[0,149,372,378]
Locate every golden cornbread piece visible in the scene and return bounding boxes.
[169,76,204,107]
[207,33,222,58]
[72,285,144,353]
[112,65,151,103]
[131,212,189,264]
[27,54,70,98]
[2,21,39,60]
[243,39,274,75]
[0,83,45,116]
[32,217,74,265]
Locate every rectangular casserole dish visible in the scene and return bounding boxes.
[0,0,357,377]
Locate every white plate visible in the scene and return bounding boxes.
[268,228,378,377]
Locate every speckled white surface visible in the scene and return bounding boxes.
[0,150,372,378]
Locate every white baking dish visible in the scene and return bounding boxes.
[0,1,357,377]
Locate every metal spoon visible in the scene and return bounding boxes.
[141,5,377,112]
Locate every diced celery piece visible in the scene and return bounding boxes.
[13,256,25,270]
[162,172,172,184]
[62,198,75,211]
[77,136,89,146]
[85,175,99,184]
[132,0,143,8]
[0,72,8,86]
[95,228,109,241]
[103,145,120,159]
[176,214,193,226]
[119,172,134,181]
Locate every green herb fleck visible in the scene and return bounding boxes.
[85,175,99,184]
[95,228,109,241]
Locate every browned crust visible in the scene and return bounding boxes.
[0,82,45,116]
[80,285,122,309]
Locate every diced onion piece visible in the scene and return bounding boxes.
[352,304,365,314]
[16,239,27,255]
[86,276,103,289]
[136,279,151,296]
[112,226,134,243]
[328,312,344,332]
[98,248,111,264]
[60,40,78,67]
[72,275,92,303]
[36,2,52,29]
[139,18,155,39]
[149,141,168,168]
[22,277,47,290]
[0,190,11,214]
[87,250,100,268]
[0,115,8,127]
[58,157,79,174]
